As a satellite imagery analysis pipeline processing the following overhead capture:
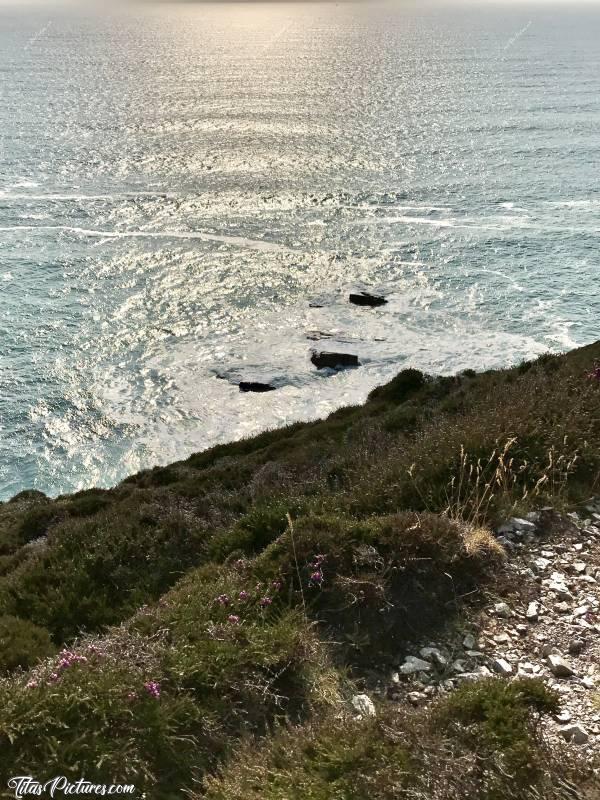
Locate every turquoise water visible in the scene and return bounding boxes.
[0,1,599,500]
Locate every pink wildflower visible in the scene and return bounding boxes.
[309,571,324,585]
[144,681,161,700]
[259,597,272,608]
[26,680,38,689]
[215,594,230,606]
[227,614,240,625]
[238,590,250,602]
[272,580,282,592]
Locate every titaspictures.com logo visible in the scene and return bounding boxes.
[7,777,135,798]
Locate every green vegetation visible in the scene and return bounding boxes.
[0,341,598,796]
[203,680,562,800]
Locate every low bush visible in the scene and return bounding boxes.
[0,615,55,673]
[0,563,335,794]
[368,368,426,403]
[203,682,573,800]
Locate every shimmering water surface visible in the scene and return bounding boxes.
[1,1,599,500]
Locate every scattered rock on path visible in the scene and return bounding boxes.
[419,646,448,668]
[493,601,512,618]
[399,656,432,675]
[559,724,589,745]
[546,654,576,678]
[492,657,513,676]
[352,694,376,718]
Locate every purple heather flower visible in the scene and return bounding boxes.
[309,571,324,585]
[215,594,230,606]
[227,614,240,625]
[26,680,38,690]
[259,597,272,608]
[587,363,600,381]
[238,590,250,602]
[48,673,59,683]
[272,580,282,592]
[144,681,161,700]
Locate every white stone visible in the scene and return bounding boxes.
[462,633,476,650]
[526,602,539,622]
[492,658,513,676]
[546,654,575,678]
[509,517,537,532]
[494,601,512,618]
[399,656,432,675]
[407,692,427,707]
[419,647,448,668]
[547,582,573,601]
[533,557,551,572]
[352,694,376,718]
[465,650,485,659]
[555,710,572,724]
[452,659,469,674]
[573,605,590,617]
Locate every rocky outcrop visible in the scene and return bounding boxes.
[239,382,277,393]
[310,351,360,370]
[349,292,387,307]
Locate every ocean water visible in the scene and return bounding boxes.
[0,1,599,500]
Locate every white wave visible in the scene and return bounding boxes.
[0,225,289,252]
[0,192,176,202]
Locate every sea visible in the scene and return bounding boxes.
[0,0,599,500]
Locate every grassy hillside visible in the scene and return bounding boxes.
[0,341,599,797]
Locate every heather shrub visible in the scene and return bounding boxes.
[0,564,335,794]
[435,678,560,793]
[368,368,426,403]
[65,488,111,518]
[250,512,503,665]
[1,500,208,640]
[0,615,55,673]
[203,684,570,800]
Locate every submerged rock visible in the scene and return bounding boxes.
[239,382,277,393]
[349,291,387,307]
[311,351,360,370]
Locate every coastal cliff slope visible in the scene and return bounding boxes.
[0,342,599,798]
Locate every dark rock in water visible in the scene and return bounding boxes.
[349,292,387,307]
[309,302,324,309]
[239,382,277,393]
[311,351,360,370]
[306,330,335,341]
